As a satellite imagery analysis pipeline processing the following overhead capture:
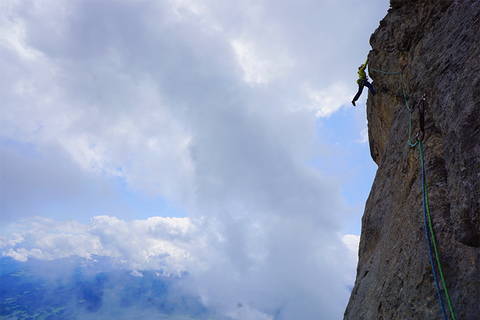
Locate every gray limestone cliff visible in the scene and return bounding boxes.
[344,1,480,319]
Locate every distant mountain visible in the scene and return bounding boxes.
[0,257,219,320]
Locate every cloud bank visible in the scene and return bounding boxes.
[1,216,359,319]
[0,0,386,319]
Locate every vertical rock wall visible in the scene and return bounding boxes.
[345,1,480,319]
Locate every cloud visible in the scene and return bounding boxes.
[0,0,386,215]
[304,82,352,118]
[0,17,41,61]
[0,141,127,221]
[231,38,293,85]
[357,126,369,144]
[1,216,358,319]
[342,234,360,256]
[0,0,388,319]
[1,216,195,274]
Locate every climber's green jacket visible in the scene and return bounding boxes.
[357,58,369,84]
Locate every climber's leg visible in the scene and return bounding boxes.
[364,80,376,95]
[352,83,365,106]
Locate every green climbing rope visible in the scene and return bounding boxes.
[369,67,457,320]
[419,141,457,320]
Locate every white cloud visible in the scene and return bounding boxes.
[342,234,360,255]
[130,270,144,277]
[0,19,42,61]
[2,216,359,319]
[0,0,389,318]
[226,304,273,320]
[1,216,196,274]
[305,82,352,118]
[357,126,369,144]
[168,0,206,17]
[231,38,292,85]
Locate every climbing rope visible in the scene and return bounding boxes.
[419,140,449,320]
[419,141,457,320]
[369,67,457,320]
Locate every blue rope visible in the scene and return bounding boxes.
[419,141,449,320]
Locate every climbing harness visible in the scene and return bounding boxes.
[369,67,457,320]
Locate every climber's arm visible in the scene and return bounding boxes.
[359,58,369,71]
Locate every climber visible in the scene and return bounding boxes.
[352,58,376,106]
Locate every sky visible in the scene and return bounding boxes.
[0,0,389,319]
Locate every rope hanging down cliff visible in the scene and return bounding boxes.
[368,67,457,320]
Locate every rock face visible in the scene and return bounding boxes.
[344,1,480,319]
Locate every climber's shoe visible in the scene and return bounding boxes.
[352,100,356,106]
